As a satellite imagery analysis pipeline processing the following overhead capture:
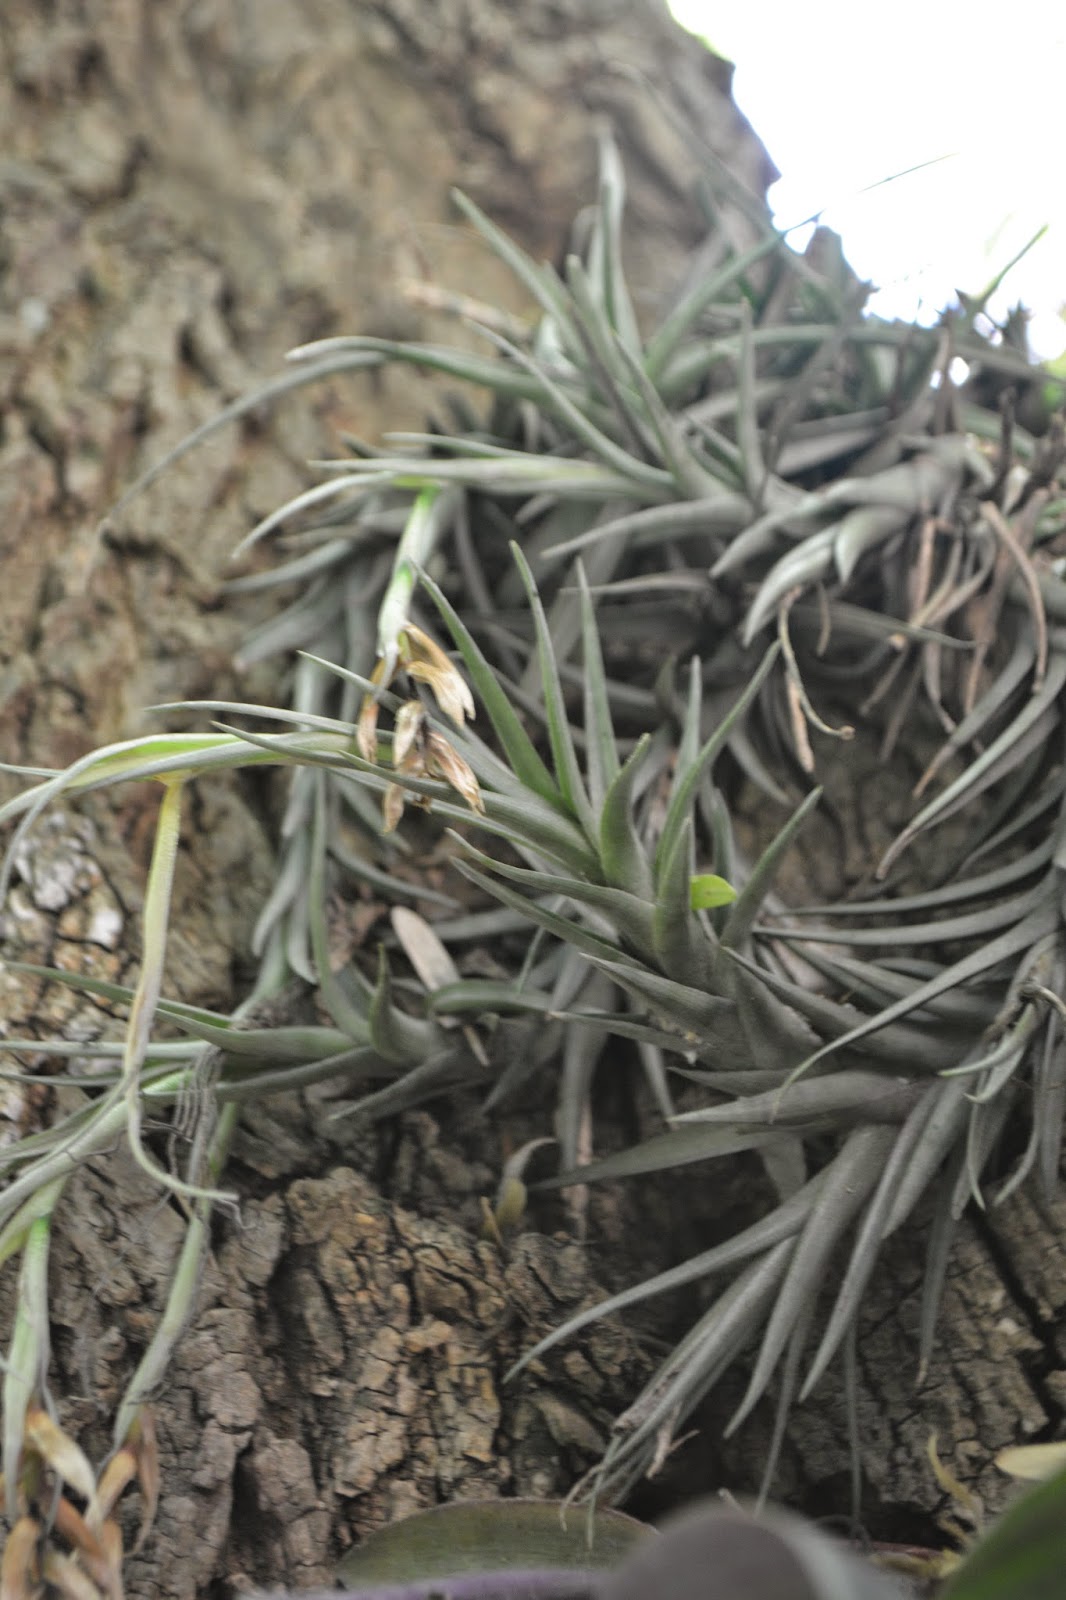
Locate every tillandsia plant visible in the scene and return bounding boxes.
[3,127,1066,1588]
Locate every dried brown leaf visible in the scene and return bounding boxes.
[401,623,476,725]
[382,783,406,834]
[390,907,459,992]
[23,1412,97,1521]
[356,693,380,763]
[392,700,427,768]
[39,1551,106,1600]
[426,732,484,814]
[129,1409,159,1553]
[1,1516,41,1600]
[94,1452,135,1526]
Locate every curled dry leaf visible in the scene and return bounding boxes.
[382,783,408,835]
[23,1410,99,1526]
[425,732,484,814]
[390,907,461,992]
[52,1500,110,1568]
[46,1515,123,1600]
[1,1516,42,1600]
[40,1549,111,1600]
[356,655,391,762]
[995,1442,1066,1482]
[400,623,476,726]
[127,1408,159,1553]
[393,701,428,768]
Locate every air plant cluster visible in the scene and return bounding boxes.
[2,130,1066,1590]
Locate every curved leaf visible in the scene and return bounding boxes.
[338,1499,648,1591]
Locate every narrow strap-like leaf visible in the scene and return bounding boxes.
[884,1077,971,1235]
[735,298,767,499]
[564,255,655,454]
[655,644,781,880]
[105,351,381,523]
[476,325,676,497]
[727,1124,895,1435]
[308,773,371,1041]
[536,1122,783,1190]
[329,1050,469,1125]
[601,1241,797,1497]
[645,229,786,382]
[612,337,725,499]
[368,949,444,1066]
[788,945,998,1029]
[451,187,582,358]
[917,1158,963,1383]
[558,970,614,1170]
[456,837,656,958]
[879,652,1066,875]
[454,862,638,970]
[583,954,738,1042]
[801,1082,943,1398]
[765,877,1049,949]
[720,786,822,950]
[741,526,838,643]
[509,543,597,838]
[787,836,1052,919]
[599,734,655,900]
[577,562,620,810]
[787,897,1059,1083]
[673,1070,918,1131]
[653,816,712,989]
[419,570,569,807]
[914,631,1036,797]
[725,948,969,1072]
[543,494,748,563]
[590,126,641,354]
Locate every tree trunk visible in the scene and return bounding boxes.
[1,4,1061,1597]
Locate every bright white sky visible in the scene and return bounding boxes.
[668,0,1066,359]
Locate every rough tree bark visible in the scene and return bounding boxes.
[1,4,1063,1597]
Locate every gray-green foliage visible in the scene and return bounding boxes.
[3,130,1066,1548]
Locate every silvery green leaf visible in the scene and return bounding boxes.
[790,898,1059,1082]
[655,645,781,880]
[720,787,822,951]
[451,187,583,356]
[582,955,736,1041]
[510,543,596,836]
[536,1123,789,1188]
[672,1071,917,1130]
[645,229,786,382]
[727,1125,895,1435]
[368,950,445,1066]
[599,735,655,900]
[455,837,656,957]
[419,569,560,804]
[879,652,1066,875]
[544,495,748,563]
[577,562,620,809]
[802,1081,946,1398]
[653,816,712,989]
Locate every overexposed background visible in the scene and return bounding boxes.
[668,0,1066,361]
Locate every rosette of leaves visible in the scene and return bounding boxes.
[3,128,1066,1585]
[188,135,1066,1501]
